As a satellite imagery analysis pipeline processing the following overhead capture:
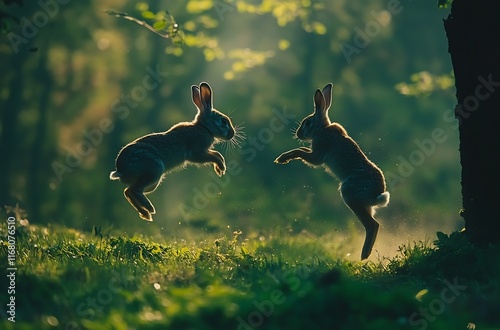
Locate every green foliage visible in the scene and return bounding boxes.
[106,8,183,45]
[438,0,453,9]
[125,0,326,78]
[395,71,455,96]
[1,224,499,329]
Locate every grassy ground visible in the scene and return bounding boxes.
[1,222,500,330]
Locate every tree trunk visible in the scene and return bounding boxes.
[444,0,500,244]
[0,52,27,207]
[28,49,53,222]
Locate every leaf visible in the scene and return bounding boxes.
[186,0,213,14]
[311,22,327,35]
[153,20,167,31]
[437,0,453,8]
[141,10,156,19]
[184,20,196,31]
[415,288,428,301]
[278,39,290,51]
[135,2,148,12]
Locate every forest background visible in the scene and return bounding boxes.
[0,0,459,258]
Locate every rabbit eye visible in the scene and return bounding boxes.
[220,118,228,126]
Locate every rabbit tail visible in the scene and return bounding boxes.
[375,191,390,208]
[109,171,121,181]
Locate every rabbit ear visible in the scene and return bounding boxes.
[192,85,203,112]
[199,82,213,112]
[322,83,333,111]
[313,89,327,117]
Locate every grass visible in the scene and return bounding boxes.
[1,222,500,330]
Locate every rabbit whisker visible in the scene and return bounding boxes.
[291,120,301,140]
[219,123,246,154]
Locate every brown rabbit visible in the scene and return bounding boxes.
[110,82,238,221]
[275,83,389,260]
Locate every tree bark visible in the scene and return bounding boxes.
[444,0,500,244]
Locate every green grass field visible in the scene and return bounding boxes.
[1,222,500,330]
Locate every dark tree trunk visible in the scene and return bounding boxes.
[28,49,53,222]
[0,52,27,207]
[444,0,500,244]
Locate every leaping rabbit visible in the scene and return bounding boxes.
[275,83,390,260]
[110,82,239,221]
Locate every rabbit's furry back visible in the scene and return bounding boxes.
[111,122,217,183]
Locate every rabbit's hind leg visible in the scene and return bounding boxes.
[124,187,154,221]
[144,176,163,195]
[341,186,379,259]
[347,203,379,260]
[124,174,162,221]
[340,179,382,259]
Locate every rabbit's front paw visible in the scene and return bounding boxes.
[274,153,291,164]
[214,163,226,177]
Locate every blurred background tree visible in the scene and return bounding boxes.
[0,0,460,253]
